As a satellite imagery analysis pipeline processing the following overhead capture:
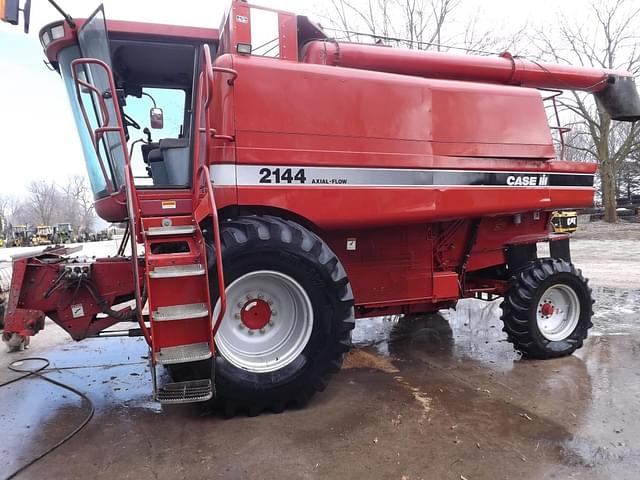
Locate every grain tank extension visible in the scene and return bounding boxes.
[302,40,640,121]
[2,1,638,414]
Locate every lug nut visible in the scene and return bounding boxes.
[268,321,274,327]
[259,328,265,334]
[258,294,264,299]
[238,323,245,330]
[267,300,274,306]
[272,310,277,316]
[234,313,240,319]
[247,329,255,335]
[237,302,243,308]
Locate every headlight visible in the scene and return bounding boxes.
[39,21,64,48]
[51,24,64,40]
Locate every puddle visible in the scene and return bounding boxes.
[352,285,640,363]
[590,286,640,335]
[351,315,399,356]
[1,285,639,479]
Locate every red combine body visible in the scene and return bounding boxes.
[2,1,640,413]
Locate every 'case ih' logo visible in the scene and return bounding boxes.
[506,174,549,186]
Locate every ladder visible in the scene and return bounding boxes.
[70,46,228,405]
[144,167,227,405]
[142,44,229,404]
[143,214,215,404]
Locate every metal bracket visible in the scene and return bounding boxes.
[550,238,571,263]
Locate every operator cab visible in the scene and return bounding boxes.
[110,39,201,188]
[40,2,300,221]
[41,6,219,220]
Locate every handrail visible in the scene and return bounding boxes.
[197,44,228,340]
[70,61,115,194]
[202,44,237,140]
[209,64,238,141]
[70,57,151,346]
[212,66,238,85]
[197,165,227,337]
[540,88,571,159]
[190,44,236,345]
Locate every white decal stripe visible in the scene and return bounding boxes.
[209,164,594,188]
[210,164,237,186]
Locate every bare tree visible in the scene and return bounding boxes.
[3,177,96,236]
[318,0,527,54]
[25,180,60,226]
[321,0,460,49]
[7,200,30,227]
[534,0,640,222]
[456,8,530,55]
[0,195,18,233]
[617,156,640,202]
[324,0,394,41]
[400,0,459,50]
[564,124,599,163]
[61,175,96,234]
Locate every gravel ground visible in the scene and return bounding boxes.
[572,215,640,240]
[541,218,640,290]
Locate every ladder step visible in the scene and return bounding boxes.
[155,379,213,404]
[149,264,206,279]
[152,303,209,322]
[146,225,196,237]
[156,342,212,365]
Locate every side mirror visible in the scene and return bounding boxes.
[150,108,164,129]
[0,0,31,33]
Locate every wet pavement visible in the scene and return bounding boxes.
[1,239,640,479]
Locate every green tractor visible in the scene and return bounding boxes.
[53,223,75,244]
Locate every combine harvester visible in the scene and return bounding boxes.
[2,1,639,414]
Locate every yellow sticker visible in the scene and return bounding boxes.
[161,200,177,209]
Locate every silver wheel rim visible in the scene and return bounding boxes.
[213,270,314,373]
[536,284,581,341]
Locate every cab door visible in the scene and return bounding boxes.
[76,4,128,191]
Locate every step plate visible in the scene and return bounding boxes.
[156,342,212,365]
[146,225,196,237]
[149,264,206,279]
[156,379,213,404]
[152,303,209,322]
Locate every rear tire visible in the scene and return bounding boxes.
[206,215,354,416]
[500,258,593,359]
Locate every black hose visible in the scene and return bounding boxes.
[117,223,130,257]
[1,357,95,479]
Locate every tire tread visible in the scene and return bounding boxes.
[209,215,355,416]
[500,257,593,359]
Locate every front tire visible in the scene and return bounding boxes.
[207,215,354,416]
[500,258,594,359]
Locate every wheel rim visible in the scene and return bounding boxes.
[214,270,314,373]
[536,284,581,341]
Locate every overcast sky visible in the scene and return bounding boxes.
[0,0,591,197]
